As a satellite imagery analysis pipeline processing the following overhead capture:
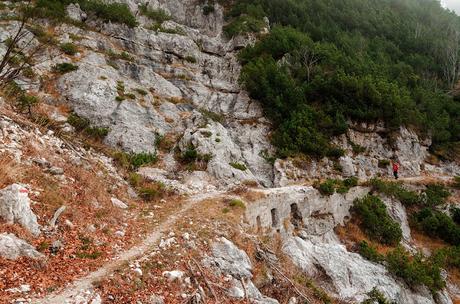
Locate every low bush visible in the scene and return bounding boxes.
[358,241,384,263]
[85,127,109,139]
[113,151,158,170]
[369,179,421,206]
[229,199,246,209]
[230,162,247,171]
[454,176,460,189]
[386,246,444,292]
[352,195,402,245]
[138,4,171,22]
[30,0,137,27]
[67,113,90,130]
[316,177,359,196]
[451,207,460,225]
[378,159,390,168]
[433,246,460,269]
[138,187,159,201]
[202,4,215,15]
[318,179,335,196]
[424,184,450,206]
[59,42,78,55]
[360,287,392,304]
[53,62,78,74]
[129,152,158,169]
[414,208,460,246]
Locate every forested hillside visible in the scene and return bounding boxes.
[225,0,460,159]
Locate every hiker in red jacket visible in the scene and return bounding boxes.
[392,161,399,180]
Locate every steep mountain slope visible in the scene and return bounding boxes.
[0,0,459,304]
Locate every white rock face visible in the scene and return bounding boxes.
[66,3,87,22]
[111,197,128,209]
[283,233,442,304]
[381,196,412,243]
[203,237,278,303]
[0,184,41,236]
[244,186,369,232]
[204,237,253,279]
[0,233,44,260]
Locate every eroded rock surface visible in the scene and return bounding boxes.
[0,184,40,236]
[0,233,44,260]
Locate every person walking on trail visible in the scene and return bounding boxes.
[392,161,399,180]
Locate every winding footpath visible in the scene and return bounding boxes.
[32,191,223,304]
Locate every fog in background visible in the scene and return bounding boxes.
[442,0,460,14]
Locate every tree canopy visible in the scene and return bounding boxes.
[227,0,460,158]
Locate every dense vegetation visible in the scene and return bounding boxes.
[228,0,460,158]
[352,195,402,245]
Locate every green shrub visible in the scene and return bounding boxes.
[29,0,137,27]
[378,159,390,168]
[352,195,402,245]
[229,199,246,209]
[128,173,142,187]
[414,208,460,246]
[199,108,224,123]
[433,246,460,269]
[80,0,137,27]
[53,62,78,74]
[60,42,78,55]
[424,184,450,206]
[85,127,109,139]
[361,287,392,304]
[185,55,197,63]
[139,187,159,201]
[182,146,198,163]
[138,4,171,22]
[451,207,460,225]
[344,176,359,188]
[67,113,90,131]
[317,178,358,196]
[230,162,247,171]
[454,176,460,189]
[358,241,384,263]
[369,179,421,206]
[202,4,215,15]
[129,152,158,169]
[386,246,444,292]
[351,142,366,154]
[17,94,39,114]
[134,88,148,96]
[318,179,335,196]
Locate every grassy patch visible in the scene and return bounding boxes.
[229,199,246,209]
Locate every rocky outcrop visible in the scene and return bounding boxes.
[203,237,279,303]
[0,184,41,236]
[283,232,449,304]
[244,186,369,232]
[0,233,44,260]
[274,125,433,186]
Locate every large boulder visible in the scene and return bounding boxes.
[0,184,40,236]
[0,233,44,260]
[204,237,252,279]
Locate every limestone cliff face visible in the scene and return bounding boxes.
[0,1,459,303]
